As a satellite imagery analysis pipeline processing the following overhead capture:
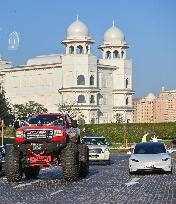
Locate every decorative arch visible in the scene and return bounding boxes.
[77,75,85,85]
[90,75,94,85]
[113,50,119,58]
[106,51,111,59]
[76,45,83,54]
[77,95,86,103]
[69,46,74,54]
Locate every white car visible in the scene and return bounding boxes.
[129,142,172,174]
[82,136,111,164]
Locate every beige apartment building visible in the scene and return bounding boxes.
[133,89,176,123]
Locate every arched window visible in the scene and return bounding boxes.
[121,51,124,58]
[106,51,111,59]
[79,119,85,125]
[86,46,89,54]
[126,78,129,89]
[77,75,85,85]
[69,46,74,54]
[90,95,95,103]
[77,95,86,103]
[90,75,94,85]
[91,118,95,124]
[76,45,83,54]
[113,50,119,58]
[126,97,129,105]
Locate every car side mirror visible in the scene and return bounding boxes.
[72,120,78,128]
[14,120,20,129]
[106,141,112,146]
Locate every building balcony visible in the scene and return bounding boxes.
[112,106,135,111]
[112,89,135,94]
[58,87,100,93]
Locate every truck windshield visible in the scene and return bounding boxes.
[83,137,106,145]
[27,115,64,125]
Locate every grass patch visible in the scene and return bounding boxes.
[0,137,14,145]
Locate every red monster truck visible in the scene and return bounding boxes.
[4,113,89,182]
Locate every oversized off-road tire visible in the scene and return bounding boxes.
[24,166,40,179]
[4,146,23,182]
[60,143,79,181]
[78,143,89,177]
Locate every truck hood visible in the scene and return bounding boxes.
[17,125,64,131]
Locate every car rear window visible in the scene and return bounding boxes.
[134,143,166,154]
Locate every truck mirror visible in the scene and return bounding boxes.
[14,120,20,129]
[72,120,78,128]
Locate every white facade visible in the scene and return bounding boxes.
[0,18,135,124]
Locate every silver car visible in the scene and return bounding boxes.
[82,136,111,164]
[129,142,172,174]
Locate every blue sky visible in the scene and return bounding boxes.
[0,0,175,98]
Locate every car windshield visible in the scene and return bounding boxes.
[134,143,166,154]
[83,137,106,145]
[27,115,64,125]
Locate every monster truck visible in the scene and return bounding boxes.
[4,113,89,182]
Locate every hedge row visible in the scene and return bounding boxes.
[79,122,176,143]
[1,122,176,144]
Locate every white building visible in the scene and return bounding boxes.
[0,18,135,124]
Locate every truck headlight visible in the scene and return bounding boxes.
[16,131,24,138]
[162,158,170,161]
[131,158,139,162]
[54,130,63,136]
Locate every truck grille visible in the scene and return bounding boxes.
[25,129,53,139]
[89,149,102,154]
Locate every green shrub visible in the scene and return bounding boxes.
[80,122,176,143]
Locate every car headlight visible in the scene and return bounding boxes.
[54,129,63,136]
[131,158,139,162]
[102,148,109,153]
[162,158,170,161]
[16,131,24,138]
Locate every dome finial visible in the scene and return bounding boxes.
[76,14,79,21]
[112,20,115,27]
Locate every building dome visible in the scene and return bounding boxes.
[104,23,125,43]
[67,18,89,38]
[146,93,155,100]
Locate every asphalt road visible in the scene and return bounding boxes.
[0,153,176,204]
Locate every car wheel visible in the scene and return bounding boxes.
[129,169,135,175]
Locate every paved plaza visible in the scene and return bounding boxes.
[0,154,175,204]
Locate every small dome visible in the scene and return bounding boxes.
[67,19,89,38]
[104,23,125,43]
[146,93,155,100]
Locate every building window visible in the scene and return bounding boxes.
[106,51,111,59]
[121,51,124,58]
[79,119,85,125]
[69,46,74,54]
[113,50,119,58]
[126,97,129,105]
[77,95,86,103]
[90,95,95,103]
[86,46,89,53]
[77,75,85,85]
[90,75,94,85]
[76,45,83,54]
[91,118,95,124]
[126,78,129,89]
